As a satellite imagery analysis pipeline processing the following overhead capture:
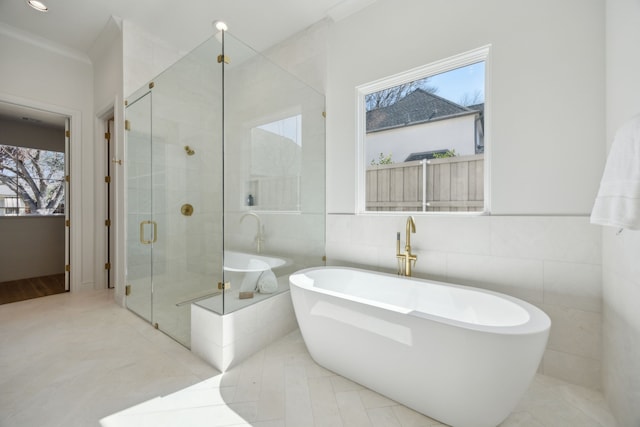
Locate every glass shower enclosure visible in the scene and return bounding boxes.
[124,30,325,347]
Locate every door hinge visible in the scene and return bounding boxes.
[154,322,159,329]
[105,176,111,183]
[65,264,70,272]
[105,219,111,227]
[65,130,70,138]
[105,132,111,140]
[149,82,155,89]
[218,281,231,290]
[65,219,70,227]
[125,120,131,131]
[125,284,131,296]
[105,263,111,270]
[217,54,230,64]
[65,175,70,182]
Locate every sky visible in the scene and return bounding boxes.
[421,61,485,106]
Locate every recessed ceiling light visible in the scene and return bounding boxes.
[27,0,48,12]
[212,20,228,32]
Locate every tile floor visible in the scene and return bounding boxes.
[0,290,617,427]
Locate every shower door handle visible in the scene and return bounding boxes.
[139,220,157,245]
[151,221,158,243]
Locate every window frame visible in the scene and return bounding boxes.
[355,45,492,215]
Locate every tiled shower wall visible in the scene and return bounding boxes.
[326,214,602,390]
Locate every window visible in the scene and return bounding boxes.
[247,114,302,211]
[0,144,65,216]
[357,46,490,213]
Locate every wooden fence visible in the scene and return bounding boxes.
[366,154,484,212]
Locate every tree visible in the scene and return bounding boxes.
[458,90,484,107]
[365,77,438,111]
[431,149,457,159]
[0,145,65,215]
[370,152,393,166]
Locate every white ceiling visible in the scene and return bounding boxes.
[0,0,375,125]
[0,0,369,57]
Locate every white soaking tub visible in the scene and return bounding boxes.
[289,267,551,427]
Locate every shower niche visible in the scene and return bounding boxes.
[124,28,325,369]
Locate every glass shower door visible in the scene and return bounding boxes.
[125,91,153,323]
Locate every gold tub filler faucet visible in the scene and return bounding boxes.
[396,216,417,276]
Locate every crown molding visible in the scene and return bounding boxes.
[0,22,91,65]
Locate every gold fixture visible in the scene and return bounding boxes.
[184,146,195,156]
[181,204,194,216]
[104,176,111,183]
[125,285,131,296]
[65,264,70,272]
[105,263,111,270]
[396,216,417,276]
[65,219,70,227]
[322,111,326,118]
[125,120,131,131]
[112,158,122,165]
[149,82,155,89]
[217,54,230,64]
[65,130,70,138]
[154,322,159,329]
[105,219,111,226]
[139,220,157,244]
[218,282,230,290]
[240,212,265,253]
[124,100,128,106]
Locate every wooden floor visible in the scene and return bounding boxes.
[0,274,66,305]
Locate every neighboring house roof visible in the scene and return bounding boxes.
[366,89,482,133]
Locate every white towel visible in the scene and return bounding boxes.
[591,114,640,230]
[257,269,278,293]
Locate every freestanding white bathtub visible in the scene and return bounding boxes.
[289,267,551,427]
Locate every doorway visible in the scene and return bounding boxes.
[0,100,72,304]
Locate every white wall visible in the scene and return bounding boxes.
[0,217,65,282]
[90,17,125,298]
[0,118,65,151]
[0,32,94,291]
[325,0,605,389]
[603,0,640,425]
[327,0,604,215]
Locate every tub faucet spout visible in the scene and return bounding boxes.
[240,212,264,253]
[396,216,417,276]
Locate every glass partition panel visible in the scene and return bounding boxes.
[148,36,224,346]
[221,32,325,313]
[125,35,224,347]
[125,91,153,323]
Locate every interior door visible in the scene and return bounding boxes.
[125,91,153,322]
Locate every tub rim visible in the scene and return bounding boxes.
[289,266,551,336]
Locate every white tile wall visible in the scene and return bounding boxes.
[326,214,603,389]
[191,291,298,372]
